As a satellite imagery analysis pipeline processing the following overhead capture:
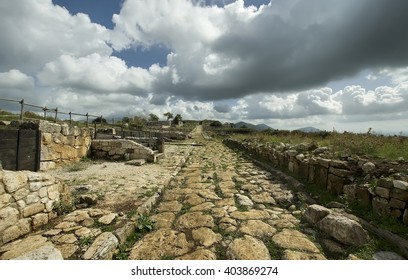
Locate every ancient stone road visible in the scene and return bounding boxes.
[128,126,327,260]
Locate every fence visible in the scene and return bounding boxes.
[0,98,103,126]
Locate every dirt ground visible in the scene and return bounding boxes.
[48,144,193,214]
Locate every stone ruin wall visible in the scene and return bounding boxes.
[223,139,408,225]
[90,139,157,162]
[39,121,94,170]
[0,169,67,246]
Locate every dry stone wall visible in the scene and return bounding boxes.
[91,139,157,162]
[0,168,66,246]
[39,121,94,170]
[223,138,408,225]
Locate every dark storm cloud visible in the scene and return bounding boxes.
[168,0,408,101]
[214,103,231,113]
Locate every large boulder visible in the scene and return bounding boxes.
[317,214,370,246]
[303,204,331,224]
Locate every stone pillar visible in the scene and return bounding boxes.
[157,137,165,154]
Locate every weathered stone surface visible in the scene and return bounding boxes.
[52,234,78,244]
[64,210,90,223]
[239,220,277,238]
[389,198,406,209]
[55,221,78,229]
[251,192,276,204]
[393,180,408,191]
[373,251,405,260]
[190,202,215,212]
[175,212,214,230]
[22,203,45,217]
[32,213,49,230]
[158,201,183,212]
[235,194,254,207]
[372,197,391,216]
[0,193,12,208]
[303,204,331,224]
[176,249,216,260]
[0,206,19,232]
[2,218,31,243]
[191,227,221,247]
[129,229,194,260]
[3,171,28,193]
[391,188,408,201]
[273,191,295,207]
[0,235,49,260]
[83,232,119,260]
[151,212,175,229]
[377,178,394,189]
[114,222,136,244]
[403,209,408,225]
[317,214,370,246]
[12,187,29,201]
[210,207,227,218]
[185,194,206,206]
[197,190,221,200]
[13,245,64,260]
[282,250,326,260]
[374,187,390,199]
[42,229,62,237]
[362,162,375,173]
[230,210,270,220]
[75,227,92,238]
[56,244,78,259]
[272,229,320,253]
[227,235,270,260]
[98,213,117,225]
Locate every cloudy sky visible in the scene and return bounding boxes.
[1,0,408,134]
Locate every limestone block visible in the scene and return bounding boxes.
[26,193,40,205]
[45,200,54,212]
[227,235,271,260]
[2,218,31,243]
[372,197,391,216]
[316,158,331,168]
[17,200,26,210]
[314,165,328,189]
[61,124,70,136]
[303,204,331,224]
[48,184,60,200]
[0,206,19,232]
[317,214,370,246]
[377,178,394,189]
[40,161,57,171]
[0,193,12,208]
[13,245,63,260]
[29,182,43,192]
[390,189,408,202]
[32,213,49,230]
[41,133,53,145]
[393,180,408,191]
[343,184,357,201]
[403,209,408,225]
[356,186,372,207]
[62,135,75,146]
[327,174,345,195]
[114,222,136,244]
[83,232,119,260]
[330,160,349,169]
[389,198,406,209]
[28,173,52,182]
[39,187,48,198]
[374,187,390,199]
[3,171,28,193]
[329,167,352,178]
[60,145,78,160]
[40,145,59,161]
[72,126,80,136]
[22,203,45,217]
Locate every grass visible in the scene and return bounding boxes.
[265,240,284,260]
[136,213,155,232]
[230,130,408,160]
[66,161,90,172]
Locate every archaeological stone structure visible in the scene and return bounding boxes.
[39,121,94,170]
[0,168,66,246]
[223,138,408,225]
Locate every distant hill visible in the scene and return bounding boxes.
[295,127,322,133]
[234,121,272,131]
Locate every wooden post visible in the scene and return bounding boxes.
[19,99,24,120]
[121,121,124,138]
[43,107,47,120]
[86,113,89,127]
[100,115,103,127]
[69,112,72,124]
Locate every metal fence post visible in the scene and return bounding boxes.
[43,107,47,120]
[54,108,58,123]
[19,99,24,120]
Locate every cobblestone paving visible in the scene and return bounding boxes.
[129,126,327,260]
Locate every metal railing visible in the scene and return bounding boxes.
[0,98,102,126]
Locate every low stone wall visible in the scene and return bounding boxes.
[91,139,157,162]
[39,121,94,170]
[0,168,66,246]
[223,138,408,225]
